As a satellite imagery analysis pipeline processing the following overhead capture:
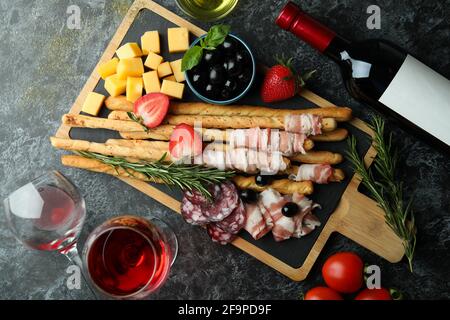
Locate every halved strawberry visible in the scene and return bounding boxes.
[134,93,170,129]
[169,124,203,160]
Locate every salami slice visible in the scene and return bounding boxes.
[181,197,209,225]
[184,184,221,205]
[202,181,239,222]
[206,224,236,245]
[215,200,246,234]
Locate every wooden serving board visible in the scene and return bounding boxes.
[55,0,404,281]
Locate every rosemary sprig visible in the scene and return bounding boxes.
[127,112,149,133]
[74,151,235,200]
[347,115,416,272]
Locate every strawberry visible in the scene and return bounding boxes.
[260,57,315,103]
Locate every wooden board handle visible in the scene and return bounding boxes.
[336,189,405,263]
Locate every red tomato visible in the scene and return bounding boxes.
[355,288,392,300]
[304,287,343,300]
[134,93,170,128]
[322,252,364,294]
[169,124,203,160]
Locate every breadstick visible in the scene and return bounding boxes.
[50,137,171,162]
[290,151,343,165]
[106,139,169,150]
[311,128,348,142]
[62,114,145,132]
[286,166,345,182]
[169,102,352,122]
[105,95,133,112]
[232,176,314,195]
[61,155,162,182]
[108,111,337,132]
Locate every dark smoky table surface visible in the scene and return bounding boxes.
[0,0,449,300]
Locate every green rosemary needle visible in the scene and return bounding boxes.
[74,151,235,199]
[347,115,416,272]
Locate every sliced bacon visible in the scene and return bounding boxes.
[256,189,321,242]
[284,114,322,136]
[289,164,333,184]
[243,203,272,240]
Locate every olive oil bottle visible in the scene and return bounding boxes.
[175,0,239,21]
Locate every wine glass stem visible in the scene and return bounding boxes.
[60,243,98,299]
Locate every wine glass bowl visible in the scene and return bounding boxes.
[82,215,178,299]
[4,171,86,252]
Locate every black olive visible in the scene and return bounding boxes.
[237,69,252,85]
[190,70,207,88]
[224,79,237,93]
[223,58,241,77]
[209,64,225,84]
[219,37,237,55]
[282,202,300,217]
[255,175,272,187]
[235,50,249,64]
[204,83,220,99]
[203,50,222,65]
[221,88,232,100]
[240,189,258,203]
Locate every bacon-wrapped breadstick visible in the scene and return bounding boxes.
[287,164,345,184]
[232,175,313,195]
[290,151,343,165]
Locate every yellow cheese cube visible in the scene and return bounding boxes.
[104,74,127,97]
[126,77,143,103]
[157,62,173,78]
[141,31,160,54]
[81,92,105,116]
[169,59,185,82]
[164,75,177,82]
[117,58,144,79]
[98,57,119,80]
[160,80,184,99]
[167,27,189,53]
[143,71,161,94]
[116,43,143,59]
[144,52,164,70]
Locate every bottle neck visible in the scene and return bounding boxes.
[276,2,351,61]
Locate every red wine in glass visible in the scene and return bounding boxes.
[83,216,177,299]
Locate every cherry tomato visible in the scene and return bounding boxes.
[322,252,364,294]
[169,124,203,160]
[134,93,170,128]
[355,288,392,300]
[304,287,343,300]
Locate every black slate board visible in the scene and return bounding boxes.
[70,9,371,269]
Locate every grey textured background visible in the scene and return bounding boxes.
[0,0,449,300]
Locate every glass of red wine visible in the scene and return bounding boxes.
[82,215,178,299]
[3,171,90,284]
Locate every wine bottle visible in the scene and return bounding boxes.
[276,1,450,154]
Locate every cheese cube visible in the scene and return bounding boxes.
[117,58,144,79]
[104,74,127,97]
[143,71,161,94]
[164,75,177,82]
[141,31,160,54]
[98,57,119,80]
[160,80,184,99]
[81,92,105,116]
[126,77,143,103]
[167,27,189,53]
[169,59,185,82]
[157,62,173,78]
[144,52,164,70]
[116,43,143,59]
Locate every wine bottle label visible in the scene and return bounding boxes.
[379,55,450,146]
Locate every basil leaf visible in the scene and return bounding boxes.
[204,24,231,48]
[181,45,203,71]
